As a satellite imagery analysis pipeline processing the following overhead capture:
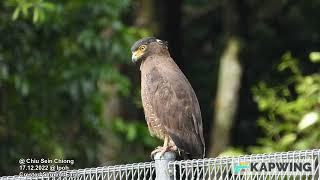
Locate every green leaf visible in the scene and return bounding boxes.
[21,3,31,17]
[12,7,21,20]
[298,112,319,131]
[42,2,56,11]
[126,125,137,141]
[33,8,39,23]
[309,52,320,63]
[279,133,296,147]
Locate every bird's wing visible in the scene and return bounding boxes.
[147,58,205,158]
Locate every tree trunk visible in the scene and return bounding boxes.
[97,83,122,165]
[209,37,242,156]
[135,0,159,33]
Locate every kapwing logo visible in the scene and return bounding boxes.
[233,159,314,175]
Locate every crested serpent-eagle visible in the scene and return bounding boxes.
[131,37,205,159]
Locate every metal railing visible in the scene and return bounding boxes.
[1,149,319,180]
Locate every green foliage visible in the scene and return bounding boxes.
[0,0,148,175]
[7,0,56,23]
[111,118,159,147]
[251,52,320,153]
[218,148,244,157]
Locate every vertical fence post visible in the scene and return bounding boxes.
[154,152,176,180]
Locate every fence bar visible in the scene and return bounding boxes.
[154,152,176,180]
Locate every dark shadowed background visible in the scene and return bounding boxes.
[0,0,319,176]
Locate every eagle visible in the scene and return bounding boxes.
[131,37,205,159]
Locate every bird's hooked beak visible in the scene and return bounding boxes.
[132,52,138,63]
[131,50,143,63]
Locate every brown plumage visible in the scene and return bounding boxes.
[131,37,205,159]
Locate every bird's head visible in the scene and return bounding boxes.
[131,37,168,63]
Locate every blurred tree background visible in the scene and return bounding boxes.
[0,0,319,176]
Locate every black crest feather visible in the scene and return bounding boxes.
[131,37,157,52]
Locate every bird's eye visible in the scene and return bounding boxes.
[139,45,146,51]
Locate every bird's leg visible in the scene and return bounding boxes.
[151,136,171,158]
[163,135,169,147]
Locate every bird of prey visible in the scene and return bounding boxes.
[131,37,205,159]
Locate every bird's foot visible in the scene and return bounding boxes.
[150,145,177,159]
